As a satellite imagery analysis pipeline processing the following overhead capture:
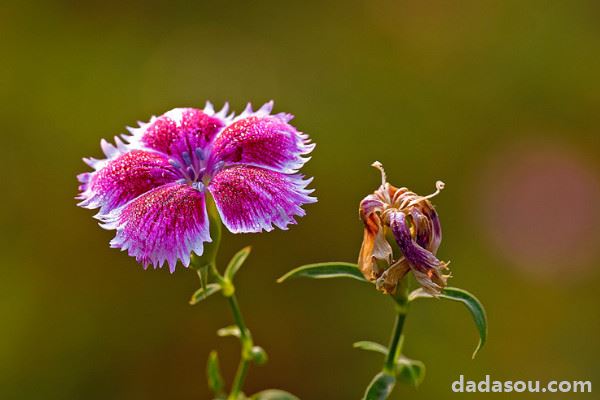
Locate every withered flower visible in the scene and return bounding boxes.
[358,162,450,295]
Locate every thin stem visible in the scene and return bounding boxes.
[383,311,406,374]
[384,282,409,375]
[227,293,253,400]
[363,309,407,400]
[229,358,249,400]
[207,261,253,399]
[193,250,254,399]
[363,283,410,399]
[227,294,249,341]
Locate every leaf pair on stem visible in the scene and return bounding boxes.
[192,247,299,400]
[279,262,488,400]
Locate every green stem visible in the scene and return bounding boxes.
[229,358,249,400]
[227,294,249,342]
[383,311,406,374]
[199,260,254,400]
[192,203,256,399]
[363,283,410,400]
[210,260,253,400]
[208,262,226,286]
[226,293,253,400]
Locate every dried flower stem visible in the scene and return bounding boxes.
[383,311,406,374]
[364,281,410,399]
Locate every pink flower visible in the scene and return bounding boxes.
[77,102,316,272]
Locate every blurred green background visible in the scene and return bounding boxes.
[2,0,600,399]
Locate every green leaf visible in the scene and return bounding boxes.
[396,357,426,387]
[225,246,252,281]
[250,389,299,400]
[441,287,487,358]
[206,350,225,396]
[363,372,396,400]
[353,341,388,355]
[409,286,488,358]
[189,283,221,305]
[353,341,423,387]
[217,325,241,338]
[277,262,367,283]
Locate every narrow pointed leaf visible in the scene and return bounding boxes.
[396,357,426,387]
[442,287,487,358]
[217,325,241,338]
[206,350,225,396]
[277,262,367,283]
[189,283,221,305]
[250,389,300,400]
[363,372,396,400]
[225,246,252,281]
[353,341,388,355]
[409,286,487,358]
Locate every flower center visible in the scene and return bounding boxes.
[169,147,222,190]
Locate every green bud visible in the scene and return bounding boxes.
[250,346,268,365]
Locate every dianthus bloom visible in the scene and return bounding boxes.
[358,162,449,295]
[77,102,315,271]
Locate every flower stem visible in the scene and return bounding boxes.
[385,280,409,374]
[226,293,252,399]
[226,294,254,400]
[383,310,406,374]
[227,294,249,342]
[208,260,253,400]
[363,283,409,399]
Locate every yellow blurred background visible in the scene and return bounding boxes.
[2,0,599,399]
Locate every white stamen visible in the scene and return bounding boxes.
[407,180,445,207]
[371,161,387,187]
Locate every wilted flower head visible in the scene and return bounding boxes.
[77,101,316,272]
[358,162,449,295]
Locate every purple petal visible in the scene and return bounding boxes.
[208,165,316,233]
[99,183,210,272]
[427,207,443,253]
[389,210,447,294]
[410,207,442,253]
[359,194,385,216]
[126,108,226,160]
[77,150,180,214]
[209,104,314,173]
[390,211,443,271]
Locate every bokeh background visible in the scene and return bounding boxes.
[2,1,600,399]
